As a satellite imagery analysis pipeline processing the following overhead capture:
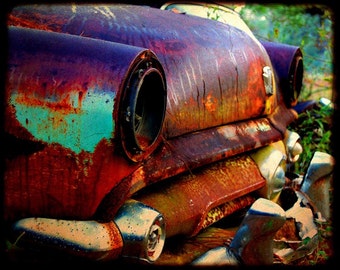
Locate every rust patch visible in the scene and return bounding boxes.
[4,139,139,222]
[135,154,266,237]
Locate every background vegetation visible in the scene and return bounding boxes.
[238,3,334,173]
[239,4,334,102]
[238,4,334,265]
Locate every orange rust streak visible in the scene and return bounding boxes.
[14,94,82,114]
[203,93,218,112]
[7,13,67,32]
[101,221,124,260]
[7,14,52,31]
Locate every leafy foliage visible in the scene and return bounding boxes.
[239,4,333,75]
[239,5,334,266]
[288,102,333,174]
[238,3,334,169]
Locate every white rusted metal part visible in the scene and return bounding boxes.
[113,199,166,263]
[300,151,334,220]
[272,150,334,264]
[12,217,124,260]
[191,246,239,266]
[191,198,286,266]
[274,190,320,264]
[284,130,303,163]
[229,198,286,265]
[286,191,318,239]
[250,142,287,201]
[11,199,165,263]
[263,66,274,96]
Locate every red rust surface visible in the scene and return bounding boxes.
[4,139,139,222]
[4,4,296,223]
[4,26,159,221]
[128,118,282,189]
[155,226,237,265]
[4,116,284,222]
[94,117,281,220]
[198,195,256,235]
[268,104,298,134]
[134,155,265,237]
[97,222,125,261]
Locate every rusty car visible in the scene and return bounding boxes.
[3,1,334,265]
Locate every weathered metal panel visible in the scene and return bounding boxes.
[134,155,265,237]
[8,4,277,138]
[94,117,282,220]
[6,26,160,151]
[4,26,158,221]
[4,4,296,223]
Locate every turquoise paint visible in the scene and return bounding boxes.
[12,89,115,154]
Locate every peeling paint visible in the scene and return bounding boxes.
[12,90,115,153]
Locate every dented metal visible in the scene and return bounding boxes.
[274,188,320,264]
[250,141,287,201]
[192,198,287,266]
[113,199,166,262]
[300,151,335,220]
[284,130,303,163]
[4,4,296,224]
[3,2,333,266]
[5,25,166,221]
[12,217,124,261]
[11,199,166,263]
[134,154,265,238]
[7,4,277,139]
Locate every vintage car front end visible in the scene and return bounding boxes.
[4,3,333,265]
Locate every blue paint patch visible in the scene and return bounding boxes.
[12,89,115,153]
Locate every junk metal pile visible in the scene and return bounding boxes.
[4,2,334,265]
